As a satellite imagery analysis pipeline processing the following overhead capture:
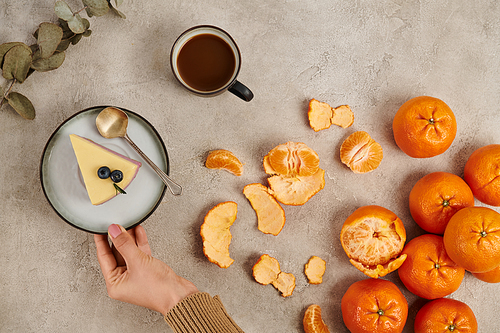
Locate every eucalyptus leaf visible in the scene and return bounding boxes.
[110,7,126,19]
[67,14,86,34]
[37,22,63,59]
[54,1,74,21]
[70,34,83,45]
[0,42,24,67]
[82,18,90,30]
[6,92,35,120]
[29,44,38,55]
[56,39,71,52]
[83,29,92,37]
[82,0,110,17]
[59,19,75,40]
[31,51,65,72]
[26,68,36,79]
[114,0,123,7]
[2,44,32,83]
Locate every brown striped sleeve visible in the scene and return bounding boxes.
[164,292,244,333]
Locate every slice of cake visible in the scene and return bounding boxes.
[69,134,142,205]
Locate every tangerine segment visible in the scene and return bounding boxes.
[463,144,500,206]
[308,99,333,132]
[252,254,296,297]
[303,304,331,333]
[472,264,500,283]
[331,105,354,129]
[265,141,320,177]
[398,234,465,300]
[392,96,457,158]
[243,183,286,236]
[409,172,474,235]
[268,168,325,206]
[205,149,243,176]
[200,202,237,268]
[304,256,326,284]
[414,298,478,333]
[443,206,500,273]
[340,131,383,174]
[341,278,408,333]
[340,205,407,278]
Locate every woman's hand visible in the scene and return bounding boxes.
[94,224,199,315]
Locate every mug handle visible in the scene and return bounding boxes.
[229,80,254,102]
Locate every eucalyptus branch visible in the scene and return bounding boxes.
[0,0,126,119]
[75,6,88,16]
[0,79,16,109]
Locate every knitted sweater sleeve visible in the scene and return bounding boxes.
[164,292,245,333]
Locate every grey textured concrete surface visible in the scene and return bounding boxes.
[1,1,500,332]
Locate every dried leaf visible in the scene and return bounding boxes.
[83,29,92,37]
[54,1,74,21]
[0,42,25,68]
[83,0,110,17]
[2,44,32,83]
[67,14,86,34]
[114,0,123,7]
[31,51,65,72]
[37,22,63,59]
[6,92,35,119]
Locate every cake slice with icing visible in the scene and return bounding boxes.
[69,134,141,205]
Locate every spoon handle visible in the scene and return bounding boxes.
[123,134,183,196]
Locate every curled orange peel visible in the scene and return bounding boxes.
[243,183,285,236]
[305,256,326,284]
[200,201,238,268]
[252,254,296,297]
[308,98,354,132]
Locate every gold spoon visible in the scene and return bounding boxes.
[95,107,182,196]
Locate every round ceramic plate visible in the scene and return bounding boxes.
[40,106,168,234]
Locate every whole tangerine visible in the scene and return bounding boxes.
[409,172,474,234]
[471,264,500,283]
[443,206,500,273]
[398,234,465,299]
[341,278,408,333]
[463,144,500,206]
[392,96,457,158]
[414,298,478,333]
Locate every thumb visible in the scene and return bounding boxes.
[108,224,141,266]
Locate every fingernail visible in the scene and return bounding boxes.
[108,224,122,239]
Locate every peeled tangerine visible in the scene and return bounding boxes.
[308,98,354,132]
[303,304,331,333]
[340,131,383,174]
[243,183,285,236]
[340,205,407,278]
[305,256,326,284]
[263,142,325,205]
[200,201,238,268]
[252,254,296,297]
[205,149,243,176]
